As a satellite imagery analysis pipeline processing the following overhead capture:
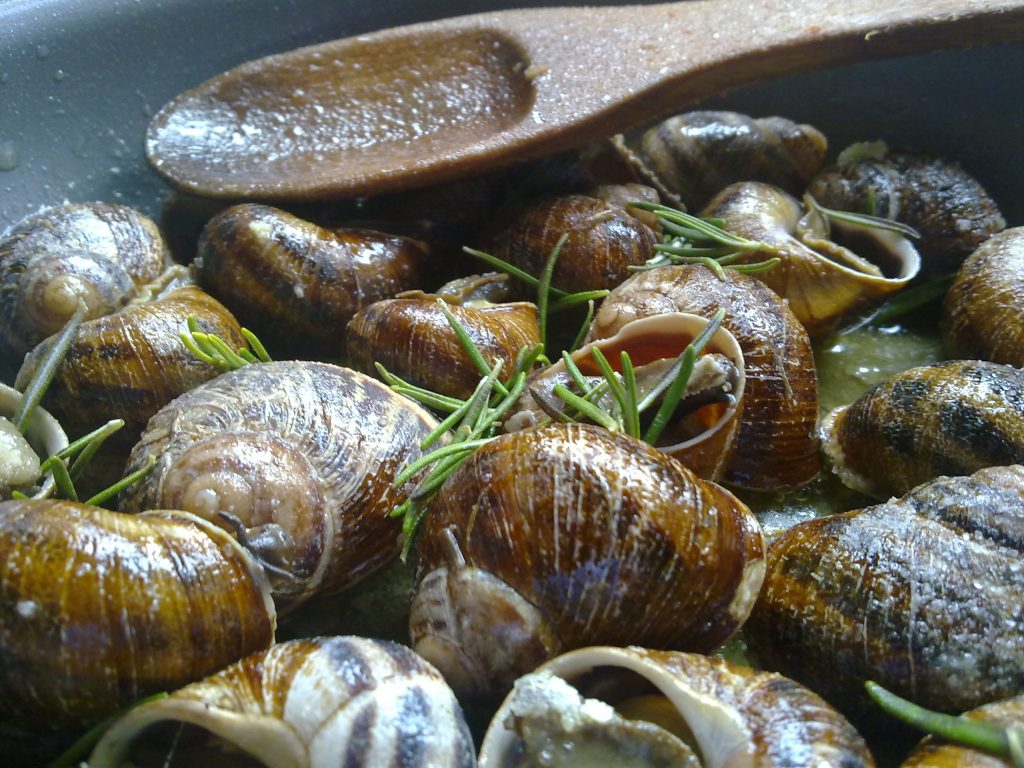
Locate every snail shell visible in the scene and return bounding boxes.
[943,227,1024,366]
[0,202,169,363]
[635,110,829,212]
[745,464,1024,721]
[822,360,1024,498]
[0,383,67,500]
[808,144,1006,276]
[89,636,476,768]
[482,186,660,295]
[196,203,433,358]
[346,276,541,400]
[479,646,874,767]
[507,312,746,482]
[702,182,920,337]
[14,285,244,446]
[588,264,820,491]
[409,423,766,698]
[901,695,1024,767]
[0,498,275,731]
[119,361,439,610]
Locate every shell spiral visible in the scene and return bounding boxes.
[0,499,275,730]
[89,636,476,768]
[119,361,439,609]
[410,423,765,698]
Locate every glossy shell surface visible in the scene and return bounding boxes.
[0,499,275,730]
[822,359,1024,498]
[89,636,476,768]
[589,264,819,490]
[119,361,439,609]
[746,465,1024,720]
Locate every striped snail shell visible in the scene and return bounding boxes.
[702,182,920,337]
[410,423,765,698]
[479,646,874,768]
[745,465,1024,722]
[635,110,829,212]
[943,227,1024,366]
[0,498,275,731]
[0,383,67,499]
[588,264,820,491]
[822,360,1024,498]
[14,284,244,447]
[507,312,746,482]
[119,361,439,610]
[0,201,169,363]
[901,695,1024,768]
[481,185,660,295]
[89,636,476,768]
[346,274,541,400]
[807,143,1006,276]
[196,203,433,358]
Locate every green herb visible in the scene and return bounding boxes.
[13,302,87,433]
[568,300,596,355]
[180,316,272,372]
[84,454,156,507]
[866,681,1024,767]
[537,233,568,357]
[804,194,920,239]
[49,691,168,768]
[842,273,956,333]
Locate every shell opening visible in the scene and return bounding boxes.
[101,720,273,768]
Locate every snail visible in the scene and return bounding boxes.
[479,645,874,767]
[943,227,1024,366]
[346,273,541,400]
[0,201,169,365]
[701,181,920,337]
[118,360,440,610]
[744,465,1024,725]
[195,203,434,359]
[481,184,660,295]
[807,143,1006,276]
[0,382,67,500]
[0,498,275,731]
[14,284,244,448]
[88,636,476,768]
[634,110,829,212]
[900,695,1024,767]
[409,423,766,699]
[821,359,1024,499]
[506,312,746,482]
[587,264,820,491]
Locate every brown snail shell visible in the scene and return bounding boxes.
[0,498,276,731]
[0,202,169,364]
[635,110,829,212]
[409,423,766,698]
[901,695,1024,767]
[507,312,746,482]
[943,227,1024,366]
[14,285,244,448]
[745,465,1024,722]
[479,646,874,767]
[346,275,541,400]
[808,144,1006,276]
[702,182,920,337]
[821,360,1024,499]
[119,360,439,610]
[89,636,475,768]
[588,264,820,491]
[482,186,660,295]
[196,203,433,358]
[0,383,67,500]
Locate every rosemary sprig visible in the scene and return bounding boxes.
[568,300,596,355]
[537,233,568,357]
[552,308,728,446]
[13,301,87,433]
[180,316,272,372]
[804,194,921,239]
[842,273,956,333]
[866,681,1024,767]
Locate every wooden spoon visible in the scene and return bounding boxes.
[147,0,1024,201]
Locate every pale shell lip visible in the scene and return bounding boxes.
[820,404,884,498]
[0,382,68,499]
